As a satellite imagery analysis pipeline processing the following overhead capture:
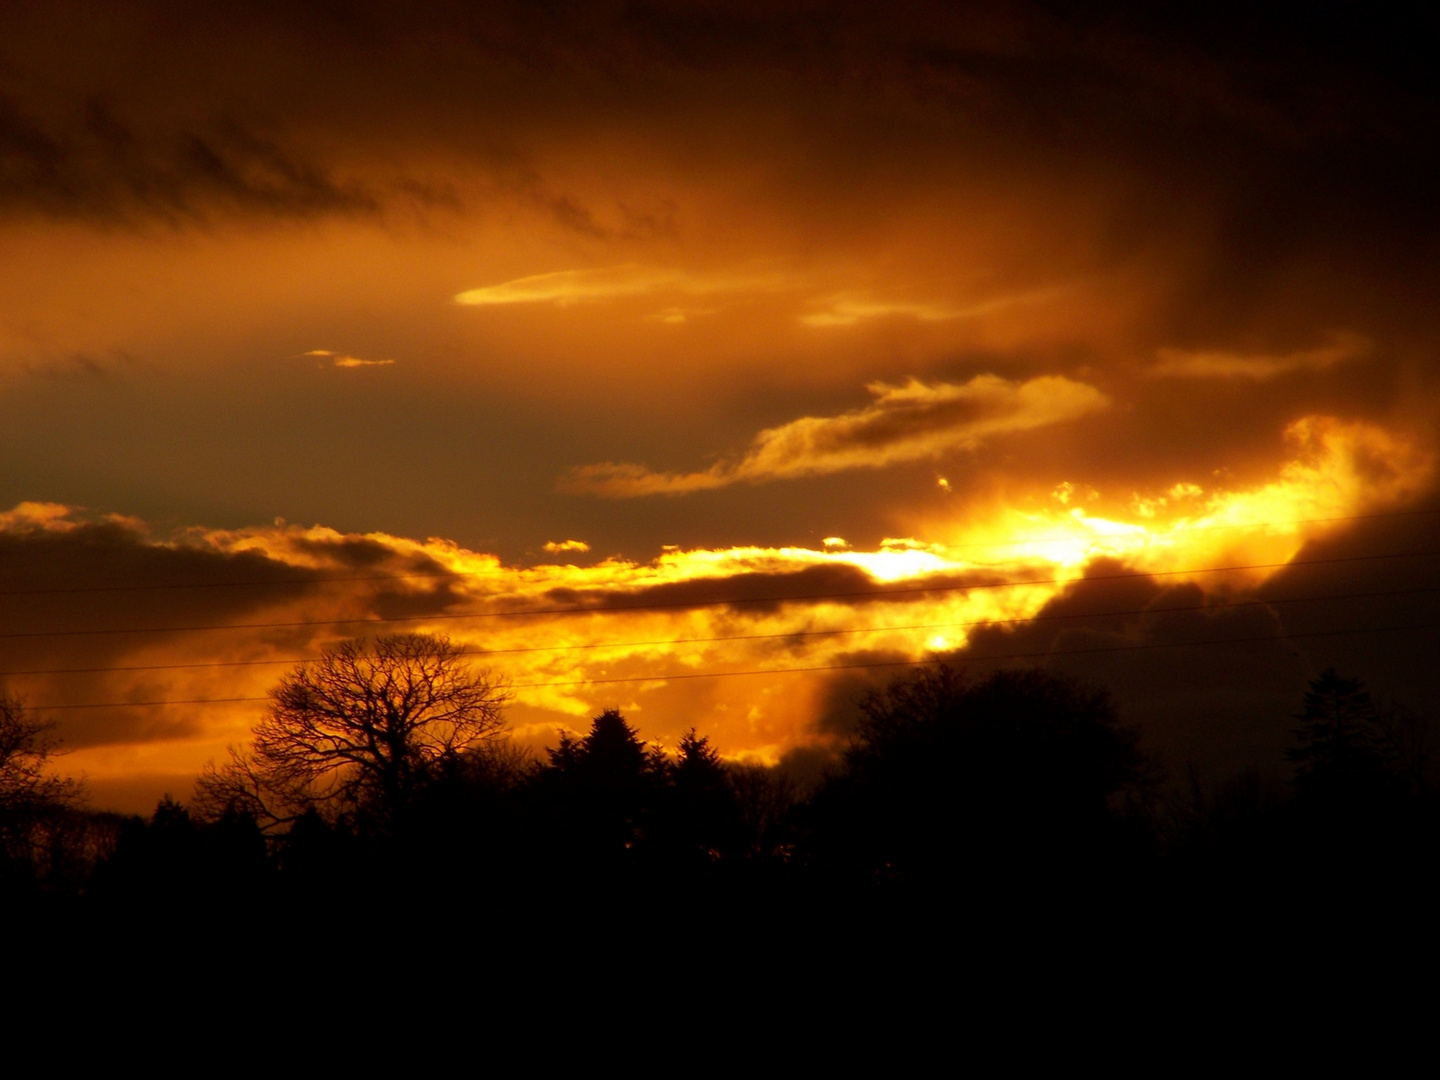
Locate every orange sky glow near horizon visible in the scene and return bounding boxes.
[7,404,1427,810]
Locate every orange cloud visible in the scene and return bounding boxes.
[799,288,1064,328]
[941,415,1434,581]
[454,264,790,310]
[455,265,680,306]
[303,349,395,368]
[563,375,1110,496]
[1151,331,1370,380]
[543,539,591,554]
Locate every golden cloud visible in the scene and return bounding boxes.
[543,539,591,554]
[453,264,794,309]
[942,415,1434,581]
[1151,331,1370,380]
[563,375,1111,497]
[799,288,1063,328]
[0,501,79,530]
[455,266,681,306]
[303,349,395,368]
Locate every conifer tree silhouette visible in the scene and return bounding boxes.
[1286,668,1393,805]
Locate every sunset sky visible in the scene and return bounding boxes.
[2,2,1436,811]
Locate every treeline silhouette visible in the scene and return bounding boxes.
[5,637,1439,946]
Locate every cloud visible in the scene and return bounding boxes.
[800,298,966,327]
[454,265,788,309]
[455,267,1066,338]
[543,539,591,554]
[563,375,1110,497]
[303,349,395,368]
[0,95,380,223]
[1151,331,1371,380]
[456,265,680,307]
[645,307,716,325]
[799,289,1063,328]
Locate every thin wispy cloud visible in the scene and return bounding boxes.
[454,264,792,308]
[456,268,1069,335]
[799,298,963,327]
[455,265,681,306]
[563,375,1110,497]
[304,349,396,368]
[799,287,1067,328]
[1151,331,1370,380]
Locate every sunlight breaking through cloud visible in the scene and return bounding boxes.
[5,409,1428,800]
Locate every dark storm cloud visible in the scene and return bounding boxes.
[0,510,479,750]
[1256,497,1440,709]
[0,516,321,630]
[271,534,470,619]
[283,533,443,571]
[367,580,471,622]
[0,514,319,746]
[0,94,379,222]
[809,660,911,741]
[1,0,1434,254]
[532,561,1022,615]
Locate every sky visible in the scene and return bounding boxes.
[1,1,1437,811]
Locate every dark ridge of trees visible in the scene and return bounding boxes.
[799,665,1152,900]
[88,795,270,911]
[8,654,1440,951]
[1160,667,1440,920]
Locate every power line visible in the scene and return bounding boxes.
[3,582,1435,679]
[26,619,1432,710]
[0,506,1434,598]
[0,548,1430,641]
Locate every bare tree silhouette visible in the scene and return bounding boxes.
[0,694,84,888]
[196,634,509,832]
[0,696,79,814]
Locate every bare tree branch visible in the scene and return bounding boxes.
[195,634,510,831]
